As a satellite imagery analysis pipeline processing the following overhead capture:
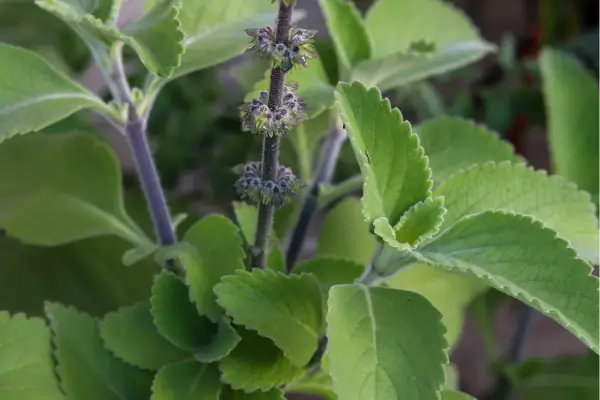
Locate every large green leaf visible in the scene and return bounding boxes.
[316,197,376,266]
[435,162,599,264]
[352,41,495,91]
[411,211,599,353]
[318,0,371,71]
[99,301,189,370]
[215,269,323,367]
[327,284,448,400]
[416,116,523,187]
[219,327,302,392]
[539,48,599,196]
[46,302,153,399]
[0,312,63,400]
[0,132,151,247]
[182,214,246,321]
[151,270,215,351]
[0,44,114,141]
[386,264,485,349]
[151,361,221,400]
[335,81,432,226]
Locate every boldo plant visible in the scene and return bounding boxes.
[0,0,598,399]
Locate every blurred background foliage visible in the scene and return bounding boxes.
[0,0,598,399]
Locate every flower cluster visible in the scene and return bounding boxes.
[245,26,317,72]
[240,83,307,137]
[234,162,302,208]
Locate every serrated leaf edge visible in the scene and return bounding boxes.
[393,196,447,247]
[414,209,599,353]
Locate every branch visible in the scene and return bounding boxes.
[250,0,295,269]
[285,123,347,271]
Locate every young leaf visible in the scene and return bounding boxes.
[151,361,221,400]
[0,312,63,400]
[386,264,486,349]
[416,117,522,187]
[327,284,448,400]
[0,133,151,247]
[214,269,323,367]
[182,214,246,321]
[435,162,599,264]
[0,44,115,141]
[352,41,495,91]
[294,257,365,292]
[151,270,215,351]
[221,386,286,400]
[318,0,371,70]
[316,197,376,266]
[46,302,153,399]
[413,211,599,352]
[99,301,189,370]
[539,48,599,196]
[219,327,302,392]
[373,217,411,251]
[194,318,241,363]
[441,390,476,400]
[335,81,432,227]
[120,0,185,77]
[393,196,446,246]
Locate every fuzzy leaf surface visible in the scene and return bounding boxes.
[416,117,522,186]
[215,269,323,366]
[435,162,599,264]
[335,81,432,226]
[393,196,446,246]
[151,361,221,400]
[151,270,215,351]
[0,312,63,400]
[0,44,113,141]
[46,302,153,399]
[316,197,376,266]
[327,284,448,400]
[414,211,599,352]
[99,301,188,370]
[194,318,241,363]
[539,48,599,196]
[182,214,246,321]
[319,0,371,70]
[219,327,302,392]
[0,132,150,247]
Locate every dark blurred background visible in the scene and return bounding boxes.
[1,0,598,398]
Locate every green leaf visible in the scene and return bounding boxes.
[316,197,376,266]
[393,196,446,246]
[221,386,286,400]
[182,214,246,321]
[539,48,599,196]
[412,211,599,352]
[373,217,411,251]
[151,270,215,351]
[215,269,323,367]
[99,301,189,370]
[318,0,371,70]
[245,57,335,119]
[194,318,241,363]
[0,312,63,400]
[327,284,448,400]
[416,116,522,187]
[435,162,599,264]
[0,44,115,141]
[441,390,476,400]
[120,0,185,77]
[352,41,495,91]
[287,369,337,400]
[294,257,364,292]
[151,361,221,400]
[219,327,302,392]
[386,264,486,349]
[46,302,153,399]
[335,81,432,227]
[0,132,151,247]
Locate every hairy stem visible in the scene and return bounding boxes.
[109,43,177,251]
[285,123,347,271]
[250,0,295,269]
